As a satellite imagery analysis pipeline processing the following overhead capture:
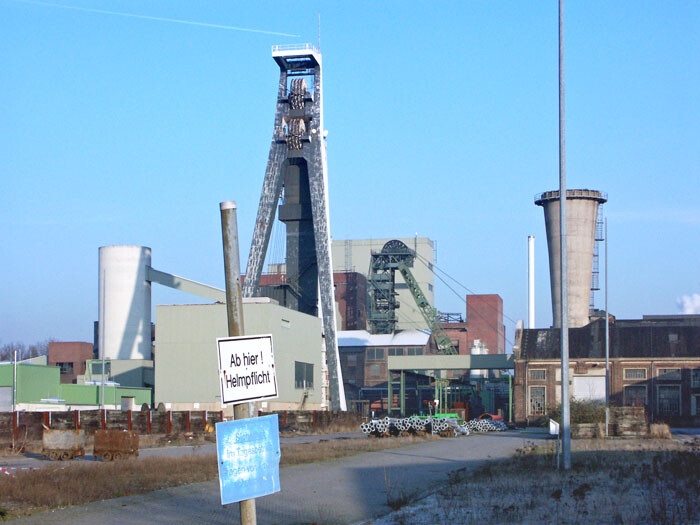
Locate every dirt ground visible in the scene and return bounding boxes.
[373,437,700,525]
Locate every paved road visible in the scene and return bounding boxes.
[11,431,545,524]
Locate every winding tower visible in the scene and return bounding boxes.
[242,44,345,410]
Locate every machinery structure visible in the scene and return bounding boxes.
[367,240,457,355]
[241,44,345,410]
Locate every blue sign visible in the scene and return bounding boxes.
[216,414,281,505]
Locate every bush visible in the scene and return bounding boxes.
[547,399,605,425]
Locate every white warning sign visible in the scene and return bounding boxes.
[217,334,277,404]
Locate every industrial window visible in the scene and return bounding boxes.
[368,364,381,378]
[529,369,546,381]
[692,395,700,417]
[624,385,647,407]
[657,385,681,415]
[657,368,681,381]
[366,348,384,361]
[346,354,357,365]
[624,368,647,380]
[529,386,546,415]
[692,369,700,388]
[405,347,423,356]
[294,361,313,389]
[57,362,74,375]
[92,362,110,375]
[668,333,679,343]
[388,348,404,356]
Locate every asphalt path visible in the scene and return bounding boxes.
[10,431,546,524]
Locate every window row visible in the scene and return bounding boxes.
[366,347,424,360]
[529,367,700,384]
[528,384,697,416]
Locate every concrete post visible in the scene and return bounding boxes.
[220,201,257,525]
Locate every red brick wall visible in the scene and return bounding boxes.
[466,294,505,354]
[48,342,94,384]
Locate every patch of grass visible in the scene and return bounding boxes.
[0,434,436,519]
[381,439,700,525]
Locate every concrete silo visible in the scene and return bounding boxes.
[98,246,152,360]
[535,190,606,328]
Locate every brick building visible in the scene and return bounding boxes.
[242,269,367,331]
[466,294,505,354]
[337,329,430,408]
[513,315,700,427]
[48,342,94,384]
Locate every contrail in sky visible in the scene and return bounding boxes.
[8,0,300,37]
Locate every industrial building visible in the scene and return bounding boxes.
[331,237,435,332]
[243,268,367,331]
[513,315,700,427]
[0,361,150,412]
[154,298,327,412]
[48,342,94,384]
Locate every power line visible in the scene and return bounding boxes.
[415,253,519,325]
[414,254,516,347]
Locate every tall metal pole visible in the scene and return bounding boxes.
[604,218,610,437]
[528,235,536,328]
[558,0,572,470]
[13,347,18,450]
[100,269,106,411]
[12,348,17,413]
[220,201,257,525]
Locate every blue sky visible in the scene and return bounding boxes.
[1,1,699,347]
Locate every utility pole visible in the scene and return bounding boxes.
[220,201,257,525]
[558,0,572,470]
[12,347,17,451]
[605,219,610,437]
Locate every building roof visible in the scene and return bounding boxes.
[519,318,700,360]
[337,329,430,348]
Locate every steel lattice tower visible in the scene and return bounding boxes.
[242,44,346,411]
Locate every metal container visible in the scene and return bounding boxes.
[42,429,87,460]
[93,429,139,461]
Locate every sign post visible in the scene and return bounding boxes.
[220,201,258,524]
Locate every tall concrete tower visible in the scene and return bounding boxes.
[242,44,345,410]
[535,189,607,328]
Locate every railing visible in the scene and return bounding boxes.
[534,189,608,203]
[272,43,318,54]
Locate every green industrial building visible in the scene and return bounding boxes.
[0,362,151,411]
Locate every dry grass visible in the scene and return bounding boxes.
[379,438,700,525]
[649,423,673,439]
[0,455,219,518]
[281,435,437,466]
[0,434,435,519]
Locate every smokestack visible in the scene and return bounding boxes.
[528,235,535,328]
[535,189,607,328]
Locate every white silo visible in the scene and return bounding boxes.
[535,189,607,328]
[98,246,152,360]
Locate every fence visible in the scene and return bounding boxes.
[1,409,364,444]
[0,409,224,444]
